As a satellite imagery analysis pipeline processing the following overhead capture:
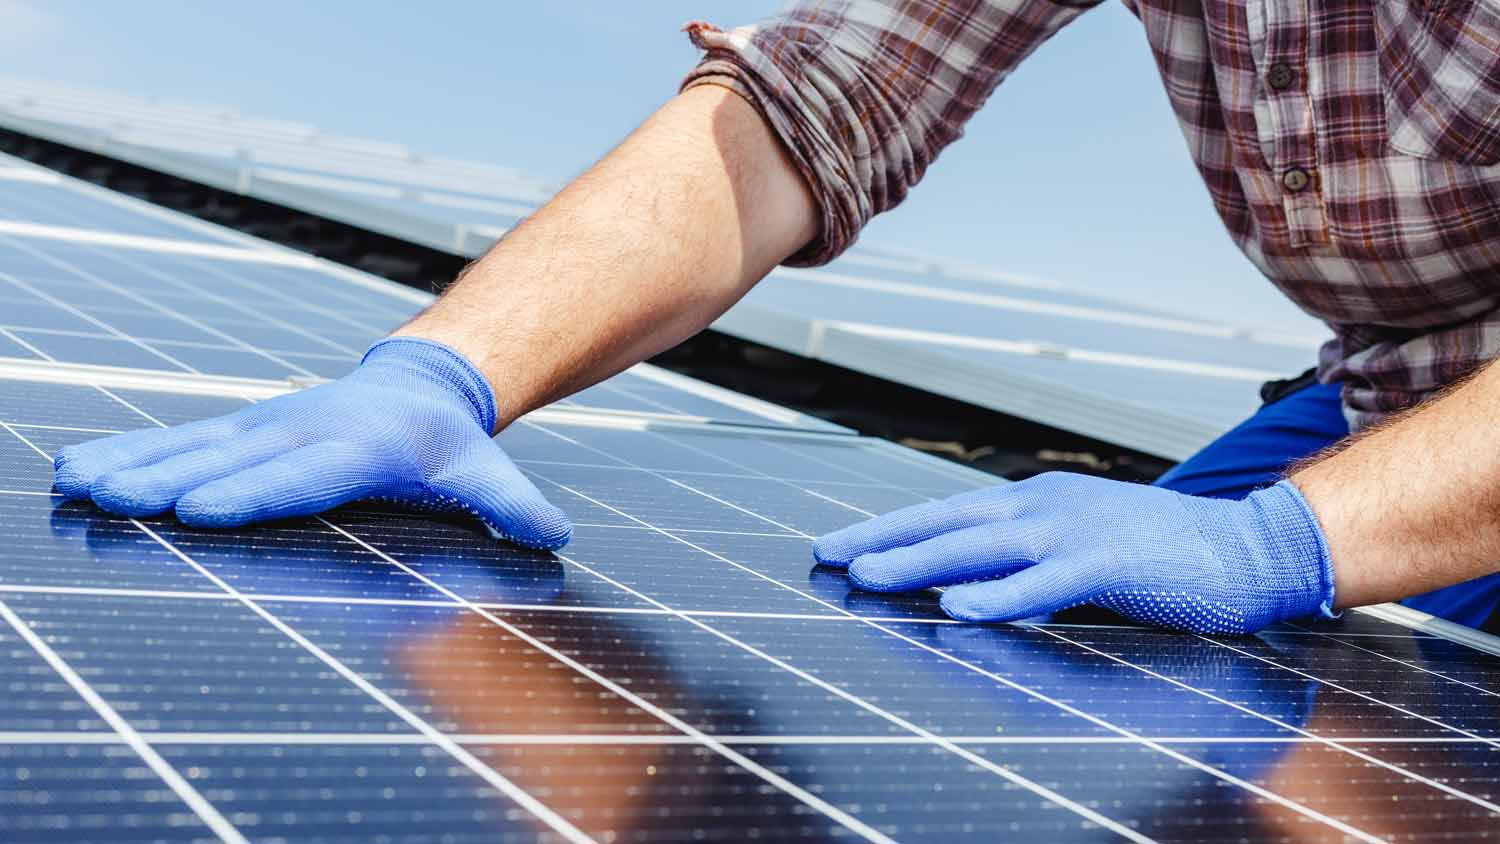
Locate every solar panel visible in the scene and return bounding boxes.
[7,85,1500,843]
[0,153,839,433]
[0,76,1330,459]
[6,373,1500,842]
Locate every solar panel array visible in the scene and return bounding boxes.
[3,134,1500,842]
[0,76,1331,459]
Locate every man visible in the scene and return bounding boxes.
[52,1,1500,635]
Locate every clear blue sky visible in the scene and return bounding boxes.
[0,0,1322,334]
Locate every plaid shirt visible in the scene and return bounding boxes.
[683,1,1500,431]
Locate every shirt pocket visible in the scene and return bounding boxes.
[1373,0,1500,165]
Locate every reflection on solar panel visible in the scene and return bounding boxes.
[1,145,1499,843]
[7,370,1500,842]
[0,76,1331,458]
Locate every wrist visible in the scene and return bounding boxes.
[362,337,498,433]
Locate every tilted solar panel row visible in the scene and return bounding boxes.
[0,76,1331,459]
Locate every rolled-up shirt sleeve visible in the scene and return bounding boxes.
[683,0,1102,265]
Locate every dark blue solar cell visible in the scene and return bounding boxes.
[326,508,651,609]
[0,496,224,594]
[525,461,799,535]
[146,517,448,603]
[705,616,1118,738]
[269,600,666,735]
[0,744,208,842]
[68,305,228,345]
[276,352,359,378]
[501,608,902,736]
[727,742,1195,843]
[1216,628,1500,741]
[661,473,876,536]
[102,390,251,427]
[499,422,632,467]
[4,591,415,734]
[0,436,56,490]
[554,524,831,615]
[143,343,298,379]
[0,620,106,732]
[153,743,537,844]
[462,742,819,841]
[8,331,189,372]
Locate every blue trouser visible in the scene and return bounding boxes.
[1153,379,1500,630]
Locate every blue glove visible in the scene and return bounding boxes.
[52,337,571,549]
[812,472,1336,634]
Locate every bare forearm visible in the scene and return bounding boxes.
[394,85,816,428]
[1293,360,1500,609]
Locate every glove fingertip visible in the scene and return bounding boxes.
[847,555,911,593]
[810,534,853,567]
[175,494,250,530]
[482,503,573,551]
[529,504,573,550]
[91,473,173,518]
[52,447,94,498]
[939,589,997,623]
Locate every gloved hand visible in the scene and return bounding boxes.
[52,337,571,549]
[812,472,1336,634]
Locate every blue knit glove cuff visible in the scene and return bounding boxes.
[1180,479,1338,627]
[362,337,498,433]
[1253,480,1339,620]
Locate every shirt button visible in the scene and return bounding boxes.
[1282,167,1311,192]
[1267,63,1296,90]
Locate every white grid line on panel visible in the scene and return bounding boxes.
[7,421,126,434]
[0,323,359,360]
[87,244,368,357]
[1027,625,1500,817]
[187,254,410,337]
[315,516,902,844]
[1,420,54,461]
[545,528,1165,843]
[0,577,1470,640]
[638,425,881,518]
[4,731,1499,746]
[0,220,304,265]
[1199,633,1500,748]
[0,151,287,255]
[0,598,248,843]
[1283,620,1500,699]
[47,382,882,842]
[1,367,1489,839]
[0,325,54,360]
[0,267,198,373]
[526,465,1382,843]
[129,519,599,844]
[0,437,1454,641]
[0,417,947,490]
[764,435,922,491]
[61,395,597,842]
[511,422,1430,840]
[7,239,318,377]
